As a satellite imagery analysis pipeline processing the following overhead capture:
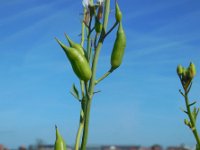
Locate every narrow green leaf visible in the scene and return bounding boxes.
[70,84,80,100]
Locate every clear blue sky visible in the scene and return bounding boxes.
[0,0,200,149]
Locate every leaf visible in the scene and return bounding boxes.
[70,84,80,100]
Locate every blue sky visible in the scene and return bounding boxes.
[0,0,200,149]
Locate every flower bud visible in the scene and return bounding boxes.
[184,119,189,126]
[97,5,103,20]
[184,119,192,128]
[182,68,188,80]
[115,2,122,22]
[188,62,196,79]
[177,65,183,76]
[95,18,102,33]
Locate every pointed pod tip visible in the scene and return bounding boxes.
[55,38,69,52]
[115,0,122,22]
[64,33,69,38]
[55,37,62,45]
[64,33,72,46]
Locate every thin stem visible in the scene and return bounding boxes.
[74,8,87,150]
[81,8,86,47]
[184,91,200,147]
[87,35,91,61]
[80,1,110,150]
[103,21,118,40]
[94,33,99,49]
[75,110,84,150]
[101,0,110,37]
[95,68,114,85]
[80,96,91,150]
[80,81,85,97]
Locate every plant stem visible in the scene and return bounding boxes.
[74,9,87,150]
[184,91,200,147]
[75,110,84,150]
[81,8,86,47]
[80,1,110,150]
[80,96,92,150]
[103,21,118,39]
[95,68,114,85]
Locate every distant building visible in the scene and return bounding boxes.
[139,147,151,150]
[36,145,72,150]
[0,145,4,150]
[166,146,190,150]
[86,146,101,150]
[101,145,140,150]
[151,144,163,150]
[18,146,26,150]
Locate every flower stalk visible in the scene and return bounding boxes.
[55,0,126,150]
[177,63,200,150]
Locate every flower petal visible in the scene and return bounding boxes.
[82,0,89,7]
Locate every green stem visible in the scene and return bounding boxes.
[80,1,110,150]
[95,68,114,85]
[75,110,84,150]
[80,96,92,150]
[103,21,118,40]
[87,36,91,61]
[184,92,200,147]
[74,9,87,150]
[81,9,86,47]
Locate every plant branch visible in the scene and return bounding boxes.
[103,21,118,39]
[75,109,84,150]
[184,90,200,147]
[74,8,87,150]
[95,68,114,85]
[80,1,110,150]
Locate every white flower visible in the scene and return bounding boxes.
[98,0,104,5]
[82,0,90,8]
[82,0,104,7]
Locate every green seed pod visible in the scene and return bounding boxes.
[177,65,183,76]
[54,126,67,150]
[95,18,102,33]
[65,34,85,56]
[111,22,126,69]
[56,38,92,81]
[188,62,196,79]
[115,2,122,22]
